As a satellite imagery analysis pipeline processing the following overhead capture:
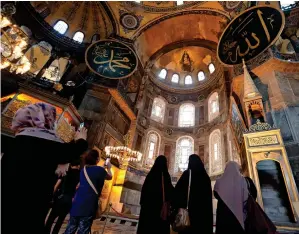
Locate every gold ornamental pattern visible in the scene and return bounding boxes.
[248,135,278,146]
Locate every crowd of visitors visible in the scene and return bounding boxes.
[138,156,276,234]
[2,102,276,234]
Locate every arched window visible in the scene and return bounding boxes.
[209,129,222,175]
[208,63,215,74]
[91,34,100,43]
[171,74,179,83]
[176,136,194,172]
[144,131,160,167]
[151,97,166,123]
[208,92,219,122]
[185,75,192,85]
[198,71,205,81]
[53,20,68,34]
[159,69,167,79]
[179,103,195,127]
[73,31,84,43]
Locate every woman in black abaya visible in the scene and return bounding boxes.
[137,155,174,234]
[174,154,213,234]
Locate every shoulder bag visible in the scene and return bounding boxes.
[172,169,191,232]
[83,166,105,219]
[244,178,277,234]
[160,172,171,221]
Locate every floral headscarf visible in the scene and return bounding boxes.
[11,102,57,132]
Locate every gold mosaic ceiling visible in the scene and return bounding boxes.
[30,1,255,66]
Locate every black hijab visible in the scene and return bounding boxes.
[138,156,174,234]
[140,155,173,206]
[174,154,213,234]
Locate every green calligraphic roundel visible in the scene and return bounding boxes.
[217,6,285,66]
[85,39,138,79]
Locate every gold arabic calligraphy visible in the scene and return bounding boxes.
[224,9,274,63]
[92,44,133,74]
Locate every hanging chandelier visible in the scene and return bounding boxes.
[0,3,32,74]
[104,132,142,169]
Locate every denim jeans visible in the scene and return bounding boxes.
[64,216,93,234]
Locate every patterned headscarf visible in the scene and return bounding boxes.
[11,102,57,132]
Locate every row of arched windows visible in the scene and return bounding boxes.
[150,93,219,125]
[158,63,215,84]
[144,129,222,174]
[53,20,85,43]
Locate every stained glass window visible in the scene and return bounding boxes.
[151,97,166,123]
[53,20,68,34]
[179,103,195,127]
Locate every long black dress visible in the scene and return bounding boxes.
[2,135,88,234]
[174,154,213,234]
[137,156,174,234]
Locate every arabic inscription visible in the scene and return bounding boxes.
[85,40,138,79]
[217,6,285,65]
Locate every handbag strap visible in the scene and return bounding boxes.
[162,172,165,203]
[245,177,251,195]
[187,169,191,210]
[83,166,98,195]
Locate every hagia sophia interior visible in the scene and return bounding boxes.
[1,1,299,233]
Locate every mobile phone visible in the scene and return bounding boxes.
[79,122,84,130]
[104,158,111,167]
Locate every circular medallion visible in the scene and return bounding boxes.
[85,39,138,79]
[120,13,140,30]
[167,96,178,104]
[217,6,285,66]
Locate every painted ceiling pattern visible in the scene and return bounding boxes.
[29,1,259,68]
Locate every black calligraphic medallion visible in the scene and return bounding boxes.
[85,39,138,79]
[217,6,285,66]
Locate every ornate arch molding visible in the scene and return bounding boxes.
[132,8,230,40]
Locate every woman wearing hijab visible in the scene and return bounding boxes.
[214,161,249,234]
[174,154,213,234]
[2,103,88,234]
[137,155,174,234]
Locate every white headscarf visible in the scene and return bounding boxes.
[214,161,249,229]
